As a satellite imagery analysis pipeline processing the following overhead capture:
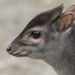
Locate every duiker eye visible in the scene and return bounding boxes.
[31,31,41,39]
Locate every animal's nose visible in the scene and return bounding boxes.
[7,44,13,54]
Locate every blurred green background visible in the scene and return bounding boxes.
[0,0,75,75]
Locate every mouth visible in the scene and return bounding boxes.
[12,50,29,57]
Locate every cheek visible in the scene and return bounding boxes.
[29,38,42,44]
[28,35,45,45]
[30,40,46,52]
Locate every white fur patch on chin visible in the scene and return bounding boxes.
[66,27,71,34]
[63,27,72,35]
[73,21,75,25]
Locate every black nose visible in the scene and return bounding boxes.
[7,44,13,54]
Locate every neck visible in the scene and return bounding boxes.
[44,52,75,75]
[44,29,75,75]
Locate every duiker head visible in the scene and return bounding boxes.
[7,4,74,61]
[7,4,75,75]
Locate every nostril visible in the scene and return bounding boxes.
[7,44,13,54]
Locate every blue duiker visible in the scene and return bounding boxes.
[7,4,75,75]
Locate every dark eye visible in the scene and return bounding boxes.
[31,31,41,39]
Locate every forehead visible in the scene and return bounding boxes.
[21,5,63,34]
[26,26,48,33]
[24,10,55,31]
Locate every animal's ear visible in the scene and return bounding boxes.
[58,12,73,34]
[65,4,75,20]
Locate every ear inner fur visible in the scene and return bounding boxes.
[58,12,73,33]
